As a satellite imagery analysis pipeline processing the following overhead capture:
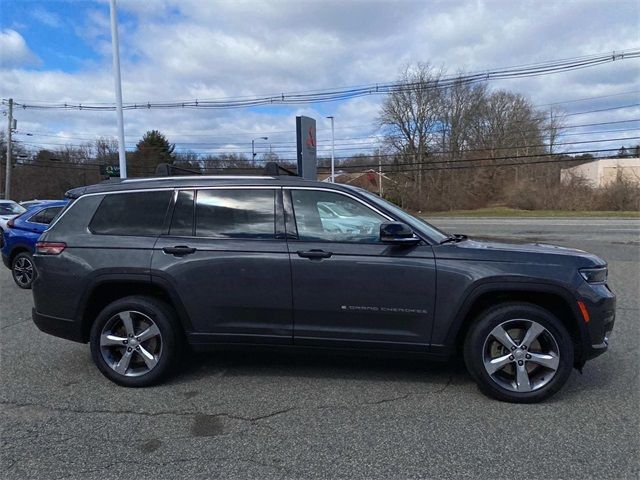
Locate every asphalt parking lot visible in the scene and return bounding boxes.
[1,217,638,479]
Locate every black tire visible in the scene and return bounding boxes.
[89,295,181,387]
[12,252,36,289]
[464,302,574,403]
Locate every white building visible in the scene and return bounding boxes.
[561,157,640,187]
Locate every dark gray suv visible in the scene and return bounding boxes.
[31,174,615,402]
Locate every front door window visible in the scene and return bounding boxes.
[290,190,385,243]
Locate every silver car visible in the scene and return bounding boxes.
[0,200,27,247]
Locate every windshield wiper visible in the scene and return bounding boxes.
[439,233,468,245]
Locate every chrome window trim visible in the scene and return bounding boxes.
[176,186,280,191]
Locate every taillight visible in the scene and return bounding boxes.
[7,218,15,228]
[35,242,66,255]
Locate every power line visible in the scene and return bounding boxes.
[375,149,624,175]
[7,146,629,177]
[17,135,639,161]
[6,49,639,111]
[17,117,639,147]
[17,123,640,148]
[333,147,633,171]
[535,89,640,107]
[15,110,640,153]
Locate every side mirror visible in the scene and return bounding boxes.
[380,222,420,245]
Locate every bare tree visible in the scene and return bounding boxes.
[94,137,119,165]
[545,107,565,155]
[379,63,445,208]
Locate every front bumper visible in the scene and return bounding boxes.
[578,283,616,363]
[2,252,10,270]
[32,308,85,343]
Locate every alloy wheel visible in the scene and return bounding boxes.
[99,310,163,377]
[482,319,560,393]
[13,256,34,287]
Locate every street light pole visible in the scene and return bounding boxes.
[326,116,335,182]
[252,137,268,162]
[109,0,127,179]
[4,98,13,199]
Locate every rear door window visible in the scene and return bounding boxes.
[195,189,275,239]
[89,191,172,236]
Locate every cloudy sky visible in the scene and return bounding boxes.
[1,0,638,160]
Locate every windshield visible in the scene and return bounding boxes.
[0,202,27,216]
[355,189,449,243]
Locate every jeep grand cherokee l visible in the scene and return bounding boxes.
[31,174,615,403]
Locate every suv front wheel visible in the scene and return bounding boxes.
[89,296,180,387]
[464,302,574,403]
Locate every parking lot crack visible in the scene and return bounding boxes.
[215,406,296,423]
[1,400,296,426]
[0,319,30,330]
[363,376,454,406]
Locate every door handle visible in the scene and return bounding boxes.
[163,245,197,256]
[297,249,332,259]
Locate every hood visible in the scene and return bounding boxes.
[436,237,606,268]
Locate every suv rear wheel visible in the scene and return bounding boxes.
[464,302,574,403]
[89,296,180,387]
[12,252,36,289]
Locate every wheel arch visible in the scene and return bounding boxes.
[447,281,588,367]
[78,275,193,342]
[8,244,33,264]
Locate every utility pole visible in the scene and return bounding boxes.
[4,98,13,199]
[378,158,383,197]
[326,116,335,182]
[109,0,127,178]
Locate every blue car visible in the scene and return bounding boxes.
[2,200,69,289]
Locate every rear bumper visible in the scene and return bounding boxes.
[32,308,85,343]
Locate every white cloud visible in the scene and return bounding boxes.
[1,0,638,158]
[0,29,40,68]
[32,8,63,29]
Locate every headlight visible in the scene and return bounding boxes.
[579,267,607,284]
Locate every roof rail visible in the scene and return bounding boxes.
[155,163,201,176]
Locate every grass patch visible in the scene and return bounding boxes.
[422,207,640,218]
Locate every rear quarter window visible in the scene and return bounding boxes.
[29,207,64,225]
[89,191,172,236]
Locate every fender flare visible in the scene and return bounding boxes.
[442,279,588,355]
[76,272,194,340]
